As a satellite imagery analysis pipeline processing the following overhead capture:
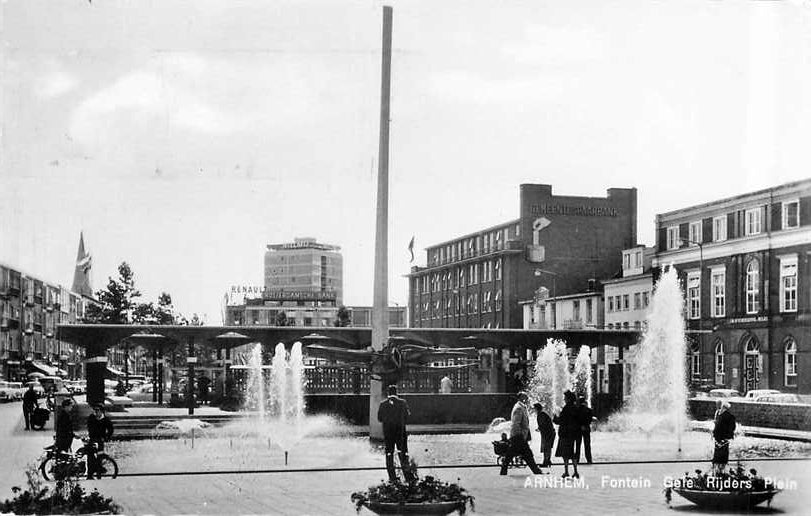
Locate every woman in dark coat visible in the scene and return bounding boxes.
[553,390,581,478]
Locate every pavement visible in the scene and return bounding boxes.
[2,401,811,515]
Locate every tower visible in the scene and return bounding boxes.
[71,232,93,297]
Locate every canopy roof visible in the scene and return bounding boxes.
[57,324,640,352]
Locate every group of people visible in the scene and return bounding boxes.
[499,390,595,477]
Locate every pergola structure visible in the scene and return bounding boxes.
[58,323,641,413]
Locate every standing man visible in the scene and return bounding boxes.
[533,402,556,469]
[87,404,114,479]
[377,385,416,483]
[575,395,595,465]
[500,391,542,475]
[712,400,736,474]
[22,383,38,431]
[54,399,76,452]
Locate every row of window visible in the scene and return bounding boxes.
[418,259,503,293]
[685,255,798,319]
[692,338,798,387]
[606,321,647,330]
[417,290,503,319]
[666,200,800,250]
[607,291,650,312]
[429,225,519,266]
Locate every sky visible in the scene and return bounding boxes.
[2,0,811,324]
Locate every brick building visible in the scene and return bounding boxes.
[408,183,637,329]
[653,179,811,394]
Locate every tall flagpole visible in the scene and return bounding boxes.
[370,5,393,441]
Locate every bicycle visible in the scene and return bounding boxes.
[39,438,118,481]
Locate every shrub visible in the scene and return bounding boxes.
[1,465,121,515]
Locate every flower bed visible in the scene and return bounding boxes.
[664,463,781,510]
[352,476,474,515]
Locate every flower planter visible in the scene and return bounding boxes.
[364,500,465,515]
[673,488,781,510]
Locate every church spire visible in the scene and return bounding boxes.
[72,232,93,297]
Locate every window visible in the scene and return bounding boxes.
[608,296,614,312]
[633,293,641,310]
[635,250,642,268]
[745,207,762,235]
[586,299,593,324]
[689,221,702,245]
[715,341,725,384]
[622,294,629,311]
[691,342,701,379]
[713,216,727,242]
[667,227,680,250]
[615,296,622,311]
[573,300,580,321]
[623,253,631,269]
[495,289,502,311]
[785,338,797,387]
[642,291,650,308]
[780,256,798,312]
[494,259,502,280]
[687,272,700,319]
[711,268,725,318]
[783,200,799,229]
[745,260,760,314]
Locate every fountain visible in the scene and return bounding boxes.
[572,345,593,407]
[608,265,688,450]
[528,339,571,414]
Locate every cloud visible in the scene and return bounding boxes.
[36,69,79,99]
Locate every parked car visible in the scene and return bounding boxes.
[744,389,781,400]
[8,381,25,400]
[0,381,15,402]
[708,389,742,398]
[65,380,86,395]
[754,393,803,404]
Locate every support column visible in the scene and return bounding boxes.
[369,4,393,442]
[85,339,108,407]
[151,350,157,402]
[158,349,164,405]
[187,336,196,415]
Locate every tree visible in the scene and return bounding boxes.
[334,306,352,327]
[85,262,141,323]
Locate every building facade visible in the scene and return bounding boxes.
[653,179,811,394]
[0,262,92,381]
[264,237,343,306]
[408,183,637,329]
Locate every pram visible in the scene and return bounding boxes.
[31,407,50,431]
[492,438,526,469]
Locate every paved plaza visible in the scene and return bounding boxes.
[2,402,811,515]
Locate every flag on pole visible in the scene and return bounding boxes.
[407,236,415,263]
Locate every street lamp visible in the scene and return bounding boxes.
[678,237,704,388]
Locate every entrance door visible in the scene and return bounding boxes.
[744,354,759,392]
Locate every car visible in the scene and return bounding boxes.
[744,389,781,400]
[754,393,802,404]
[707,389,742,398]
[0,381,13,402]
[8,382,25,400]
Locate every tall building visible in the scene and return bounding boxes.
[653,178,811,394]
[408,184,637,329]
[264,237,343,305]
[0,262,94,381]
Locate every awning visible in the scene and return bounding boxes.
[30,361,60,376]
[105,366,127,379]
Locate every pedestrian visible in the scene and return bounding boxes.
[22,383,38,431]
[575,395,595,465]
[533,402,556,469]
[553,390,581,478]
[712,400,736,475]
[198,375,211,405]
[500,391,542,475]
[440,375,453,394]
[54,399,76,453]
[86,404,114,479]
[115,380,127,397]
[377,385,416,483]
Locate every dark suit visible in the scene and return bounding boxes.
[575,404,594,464]
[377,395,415,482]
[22,389,38,430]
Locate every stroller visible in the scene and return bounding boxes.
[492,434,526,470]
[31,407,50,431]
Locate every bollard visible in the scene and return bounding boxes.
[285,450,288,466]
[192,428,195,449]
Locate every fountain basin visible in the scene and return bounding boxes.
[364,501,465,515]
